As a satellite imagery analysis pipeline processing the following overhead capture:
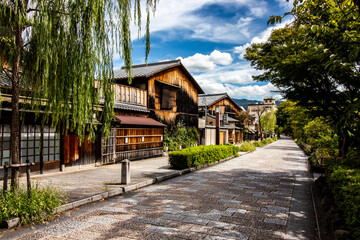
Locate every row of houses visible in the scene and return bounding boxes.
[0,59,256,176]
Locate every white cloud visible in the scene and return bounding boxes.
[225,82,278,99]
[177,50,233,72]
[129,0,269,44]
[210,50,233,65]
[233,18,293,59]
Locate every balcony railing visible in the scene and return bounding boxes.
[113,84,147,107]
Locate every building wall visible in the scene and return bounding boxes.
[147,67,199,128]
[204,128,228,145]
[207,99,242,116]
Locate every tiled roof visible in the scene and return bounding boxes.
[99,99,149,113]
[1,71,12,87]
[198,93,227,107]
[113,60,204,94]
[113,102,150,113]
[115,115,166,127]
[114,60,181,79]
[198,93,245,111]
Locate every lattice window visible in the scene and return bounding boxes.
[0,125,11,166]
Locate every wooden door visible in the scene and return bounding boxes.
[220,131,224,145]
[63,134,79,165]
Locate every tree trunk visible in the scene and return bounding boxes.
[339,129,350,158]
[10,28,21,189]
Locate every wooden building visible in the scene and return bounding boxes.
[0,60,203,175]
[112,60,204,128]
[0,71,99,176]
[198,93,245,145]
[248,96,277,133]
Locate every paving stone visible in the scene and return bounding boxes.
[182,216,210,226]
[264,218,287,226]
[88,216,119,225]
[122,199,142,205]
[261,205,289,214]
[63,229,102,240]
[163,208,184,214]
[209,209,234,217]
[132,216,171,227]
[203,235,236,240]
[221,230,249,240]
[162,214,186,221]
[99,206,126,213]
[16,232,47,240]
[146,226,176,234]
[163,204,185,209]
[158,196,181,200]
[252,193,268,198]
[181,211,199,217]
[198,212,223,221]
[225,208,247,214]
[207,221,236,230]
[134,205,151,210]
[40,220,93,236]
[218,199,243,205]
[183,189,198,193]
[189,225,223,235]
[218,192,240,198]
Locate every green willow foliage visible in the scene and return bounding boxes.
[0,0,157,141]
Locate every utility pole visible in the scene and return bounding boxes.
[216,106,220,145]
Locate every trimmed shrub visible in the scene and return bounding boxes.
[0,184,64,225]
[238,141,255,152]
[326,164,360,238]
[169,145,240,169]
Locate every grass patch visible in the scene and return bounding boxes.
[0,183,65,226]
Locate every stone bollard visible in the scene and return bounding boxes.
[121,159,130,185]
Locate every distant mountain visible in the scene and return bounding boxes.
[233,98,281,110]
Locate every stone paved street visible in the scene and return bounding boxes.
[1,137,316,240]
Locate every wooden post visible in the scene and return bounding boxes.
[60,127,65,172]
[216,107,220,145]
[3,162,9,194]
[26,160,31,198]
[40,126,44,174]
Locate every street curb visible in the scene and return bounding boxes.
[53,152,246,214]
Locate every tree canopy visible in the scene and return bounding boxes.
[0,0,157,139]
[0,0,157,188]
[245,0,360,157]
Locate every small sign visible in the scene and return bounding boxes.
[223,114,228,123]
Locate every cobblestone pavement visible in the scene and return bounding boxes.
[2,137,316,240]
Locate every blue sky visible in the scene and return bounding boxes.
[113,0,293,101]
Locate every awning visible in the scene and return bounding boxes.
[115,115,166,127]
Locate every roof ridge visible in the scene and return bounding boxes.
[199,93,227,96]
[121,59,180,69]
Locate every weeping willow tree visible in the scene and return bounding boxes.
[260,109,277,136]
[0,0,157,188]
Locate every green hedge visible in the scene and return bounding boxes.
[238,141,256,152]
[169,144,240,169]
[253,137,277,148]
[326,164,360,238]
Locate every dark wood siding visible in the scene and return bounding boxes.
[102,127,163,163]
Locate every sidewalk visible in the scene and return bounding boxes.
[1,137,317,240]
[1,155,179,203]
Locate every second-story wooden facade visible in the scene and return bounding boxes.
[113,60,204,128]
[198,93,245,145]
